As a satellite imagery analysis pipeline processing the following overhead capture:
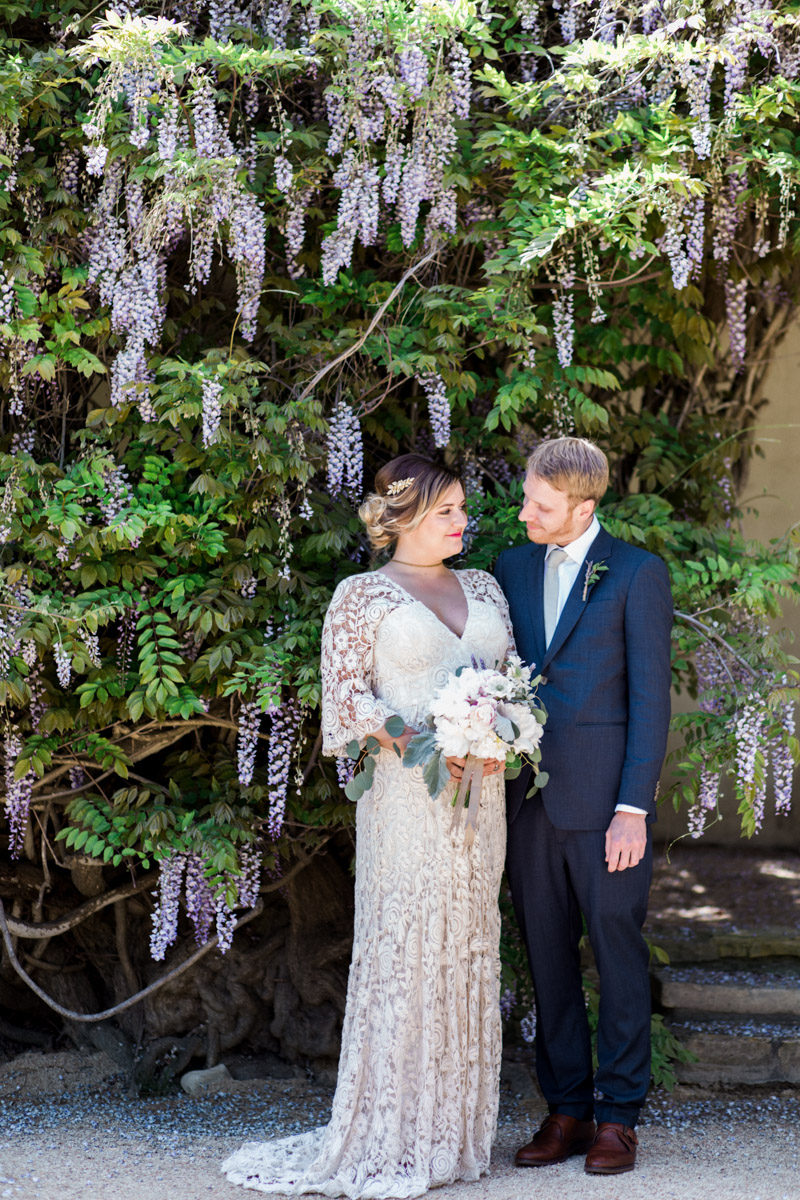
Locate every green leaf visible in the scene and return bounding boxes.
[422,750,450,800]
[403,731,437,768]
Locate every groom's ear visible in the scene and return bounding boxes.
[574,496,596,522]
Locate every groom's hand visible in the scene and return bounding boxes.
[604,812,647,873]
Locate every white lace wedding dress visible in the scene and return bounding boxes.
[222,568,514,1199]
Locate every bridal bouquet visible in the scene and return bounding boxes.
[403,656,548,844]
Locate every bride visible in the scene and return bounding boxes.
[222,454,515,1198]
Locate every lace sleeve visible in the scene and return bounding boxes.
[461,569,517,657]
[321,575,395,757]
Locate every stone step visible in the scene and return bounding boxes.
[655,960,800,1018]
[648,928,800,965]
[668,1017,800,1085]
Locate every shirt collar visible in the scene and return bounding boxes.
[547,513,601,568]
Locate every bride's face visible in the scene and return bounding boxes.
[396,482,468,562]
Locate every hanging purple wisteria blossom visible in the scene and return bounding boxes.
[658,197,692,292]
[54,641,71,690]
[266,702,301,839]
[3,727,34,859]
[725,276,748,372]
[499,987,517,1022]
[734,700,766,831]
[686,195,705,280]
[520,1006,537,1044]
[680,60,712,160]
[0,273,14,325]
[552,284,575,370]
[284,187,311,279]
[201,377,223,447]
[69,766,87,791]
[688,766,721,838]
[117,604,137,678]
[771,700,795,816]
[237,699,261,787]
[214,892,238,954]
[596,0,617,43]
[415,371,451,448]
[98,463,131,525]
[398,46,428,100]
[184,854,215,945]
[554,0,579,44]
[326,397,363,500]
[236,843,262,907]
[150,853,186,961]
[336,756,355,790]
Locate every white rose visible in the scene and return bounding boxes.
[434,717,470,758]
[474,701,497,728]
[471,731,508,759]
[500,702,543,752]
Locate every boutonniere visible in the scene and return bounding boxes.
[582,559,609,602]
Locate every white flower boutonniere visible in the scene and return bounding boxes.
[582,559,609,602]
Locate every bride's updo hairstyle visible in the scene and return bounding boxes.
[359,454,462,551]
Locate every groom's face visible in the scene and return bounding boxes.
[520,473,595,546]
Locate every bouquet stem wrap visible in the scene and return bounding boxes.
[450,754,485,848]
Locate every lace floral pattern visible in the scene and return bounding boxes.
[222,569,514,1198]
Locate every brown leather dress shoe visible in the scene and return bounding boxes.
[584,1122,638,1174]
[515,1113,596,1167]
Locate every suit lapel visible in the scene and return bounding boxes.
[526,543,547,672]
[542,528,615,670]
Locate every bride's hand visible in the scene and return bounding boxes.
[446,756,467,781]
[447,757,505,781]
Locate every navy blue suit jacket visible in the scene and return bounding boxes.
[495,526,673,831]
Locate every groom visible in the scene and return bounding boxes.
[494,437,672,1175]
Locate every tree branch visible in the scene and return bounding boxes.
[674,609,758,679]
[296,249,439,403]
[6,874,159,940]
[0,897,263,1023]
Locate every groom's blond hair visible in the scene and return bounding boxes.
[527,437,609,504]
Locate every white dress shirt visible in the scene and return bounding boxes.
[545,514,601,629]
[545,516,646,818]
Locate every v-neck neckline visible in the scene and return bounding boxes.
[374,569,471,641]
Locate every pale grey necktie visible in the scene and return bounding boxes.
[543,547,569,647]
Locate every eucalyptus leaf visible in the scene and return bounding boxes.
[344,773,367,802]
[385,715,405,737]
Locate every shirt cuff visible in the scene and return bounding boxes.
[615,804,648,816]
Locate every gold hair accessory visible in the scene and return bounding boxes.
[386,477,415,496]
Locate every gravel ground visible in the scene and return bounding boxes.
[647,845,800,936]
[659,963,800,986]
[3,845,799,1200]
[2,1074,800,1200]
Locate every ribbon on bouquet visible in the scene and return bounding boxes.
[449,754,485,848]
